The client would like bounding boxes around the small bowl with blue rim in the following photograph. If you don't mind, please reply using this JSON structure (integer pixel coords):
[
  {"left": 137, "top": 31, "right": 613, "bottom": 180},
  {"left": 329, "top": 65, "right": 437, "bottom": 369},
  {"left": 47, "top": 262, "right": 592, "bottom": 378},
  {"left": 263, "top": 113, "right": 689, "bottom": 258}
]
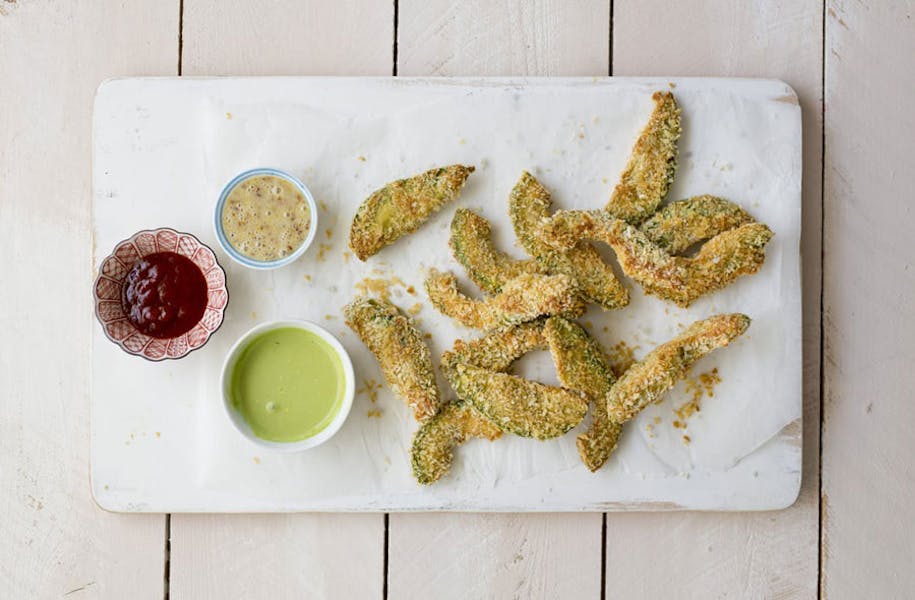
[{"left": 214, "top": 167, "right": 318, "bottom": 270}]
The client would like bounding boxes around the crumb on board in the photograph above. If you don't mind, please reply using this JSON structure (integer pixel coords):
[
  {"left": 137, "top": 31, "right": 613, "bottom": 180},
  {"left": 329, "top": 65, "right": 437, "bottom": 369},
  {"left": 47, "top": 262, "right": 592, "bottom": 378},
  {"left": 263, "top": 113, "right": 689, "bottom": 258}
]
[
  {"left": 675, "top": 368, "right": 722, "bottom": 421},
  {"left": 342, "top": 251, "right": 352, "bottom": 263},
  {"left": 669, "top": 82, "right": 677, "bottom": 89},
  {"left": 253, "top": 456, "right": 261, "bottom": 464},
  {"left": 683, "top": 435, "right": 691, "bottom": 444},
  {"left": 317, "top": 243, "right": 332, "bottom": 261},
  {"left": 607, "top": 340, "right": 638, "bottom": 377},
  {"left": 357, "top": 155, "right": 367, "bottom": 162},
  {"left": 251, "top": 311, "right": 257, "bottom": 320},
  {"left": 324, "top": 314, "right": 337, "bottom": 320},
  {"left": 319, "top": 200, "right": 329, "bottom": 212},
  {"left": 357, "top": 378, "right": 381, "bottom": 404},
  {"left": 653, "top": 416, "right": 661, "bottom": 424},
  {"left": 406, "top": 285, "right": 416, "bottom": 295},
  {"left": 225, "top": 112, "right": 233, "bottom": 119},
  {"left": 325, "top": 228, "right": 333, "bottom": 240},
  {"left": 355, "top": 275, "right": 407, "bottom": 301},
  {"left": 155, "top": 432, "right": 161, "bottom": 438},
  {"left": 423, "top": 332, "right": 432, "bottom": 340},
  {"left": 367, "top": 409, "right": 383, "bottom": 418},
  {"left": 407, "top": 302, "right": 423, "bottom": 316},
  {"left": 304, "top": 274, "right": 312, "bottom": 282}
]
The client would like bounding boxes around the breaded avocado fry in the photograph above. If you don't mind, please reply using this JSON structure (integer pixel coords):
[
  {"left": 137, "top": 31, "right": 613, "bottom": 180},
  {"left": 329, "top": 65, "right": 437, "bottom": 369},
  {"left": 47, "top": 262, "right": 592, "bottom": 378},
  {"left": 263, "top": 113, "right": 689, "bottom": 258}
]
[
  {"left": 418, "top": 323, "right": 548, "bottom": 485},
  {"left": 606, "top": 314, "right": 750, "bottom": 423},
  {"left": 441, "top": 320, "right": 547, "bottom": 373},
  {"left": 349, "top": 164, "right": 475, "bottom": 260},
  {"left": 639, "top": 195, "right": 755, "bottom": 255},
  {"left": 509, "top": 171, "right": 629, "bottom": 310},
  {"left": 344, "top": 297, "right": 440, "bottom": 422},
  {"left": 450, "top": 208, "right": 544, "bottom": 294},
  {"left": 425, "top": 269, "right": 585, "bottom": 331},
  {"left": 606, "top": 91, "right": 681, "bottom": 224},
  {"left": 539, "top": 210, "right": 772, "bottom": 307},
  {"left": 444, "top": 362, "right": 588, "bottom": 439},
  {"left": 410, "top": 400, "right": 502, "bottom": 485},
  {"left": 543, "top": 317, "right": 623, "bottom": 472}
]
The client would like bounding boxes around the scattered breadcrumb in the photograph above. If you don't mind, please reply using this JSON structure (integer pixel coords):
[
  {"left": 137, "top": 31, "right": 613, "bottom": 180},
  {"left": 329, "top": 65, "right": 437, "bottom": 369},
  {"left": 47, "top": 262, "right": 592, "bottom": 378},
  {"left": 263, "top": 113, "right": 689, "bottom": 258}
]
[
  {"left": 253, "top": 456, "right": 261, "bottom": 464},
  {"left": 367, "top": 409, "right": 383, "bottom": 418},
  {"left": 407, "top": 302, "right": 423, "bottom": 316},
  {"left": 355, "top": 275, "right": 408, "bottom": 301},
  {"left": 324, "top": 314, "right": 337, "bottom": 320},
  {"left": 325, "top": 228, "right": 333, "bottom": 240},
  {"left": 317, "top": 243, "right": 333, "bottom": 261},
  {"left": 683, "top": 434, "right": 691, "bottom": 444},
  {"left": 675, "top": 368, "right": 722, "bottom": 421},
  {"left": 607, "top": 340, "right": 638, "bottom": 377},
  {"left": 357, "top": 378, "right": 381, "bottom": 404},
  {"left": 303, "top": 274, "right": 312, "bottom": 282},
  {"left": 319, "top": 200, "right": 329, "bottom": 212},
  {"left": 357, "top": 155, "right": 367, "bottom": 162},
  {"left": 226, "top": 112, "right": 233, "bottom": 119},
  {"left": 342, "top": 251, "right": 352, "bottom": 263}
]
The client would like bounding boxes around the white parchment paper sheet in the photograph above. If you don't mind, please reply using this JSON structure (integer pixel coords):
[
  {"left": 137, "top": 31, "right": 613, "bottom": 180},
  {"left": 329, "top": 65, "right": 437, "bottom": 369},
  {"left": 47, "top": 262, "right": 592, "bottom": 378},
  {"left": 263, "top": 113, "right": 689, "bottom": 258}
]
[{"left": 92, "top": 78, "right": 801, "bottom": 511}]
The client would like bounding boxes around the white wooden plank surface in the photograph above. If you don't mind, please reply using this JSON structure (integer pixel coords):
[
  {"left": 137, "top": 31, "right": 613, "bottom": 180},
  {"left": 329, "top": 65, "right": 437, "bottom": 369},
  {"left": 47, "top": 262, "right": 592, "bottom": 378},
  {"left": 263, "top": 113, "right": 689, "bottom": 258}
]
[
  {"left": 822, "top": 1, "right": 915, "bottom": 597},
  {"left": 398, "top": 0, "right": 609, "bottom": 76},
  {"left": 0, "top": 0, "right": 176, "bottom": 597},
  {"left": 609, "top": 1, "right": 822, "bottom": 597},
  {"left": 390, "top": 2, "right": 608, "bottom": 597},
  {"left": 182, "top": 0, "right": 393, "bottom": 76},
  {"left": 168, "top": 1, "right": 391, "bottom": 597}
]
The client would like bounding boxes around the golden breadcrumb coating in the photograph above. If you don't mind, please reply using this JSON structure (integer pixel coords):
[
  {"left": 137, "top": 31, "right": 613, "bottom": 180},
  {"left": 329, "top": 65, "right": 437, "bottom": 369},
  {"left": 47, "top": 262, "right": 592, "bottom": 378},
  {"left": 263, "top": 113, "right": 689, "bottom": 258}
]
[
  {"left": 449, "top": 208, "right": 544, "bottom": 294},
  {"left": 444, "top": 362, "right": 588, "bottom": 440},
  {"left": 344, "top": 297, "right": 439, "bottom": 421},
  {"left": 606, "top": 91, "right": 681, "bottom": 224},
  {"left": 539, "top": 210, "right": 772, "bottom": 307},
  {"left": 349, "top": 164, "right": 474, "bottom": 260},
  {"left": 543, "top": 317, "right": 622, "bottom": 472},
  {"left": 410, "top": 400, "right": 502, "bottom": 485},
  {"left": 639, "top": 195, "right": 755, "bottom": 255},
  {"left": 509, "top": 171, "right": 629, "bottom": 310},
  {"left": 425, "top": 269, "right": 584, "bottom": 331},
  {"left": 606, "top": 314, "right": 750, "bottom": 423}
]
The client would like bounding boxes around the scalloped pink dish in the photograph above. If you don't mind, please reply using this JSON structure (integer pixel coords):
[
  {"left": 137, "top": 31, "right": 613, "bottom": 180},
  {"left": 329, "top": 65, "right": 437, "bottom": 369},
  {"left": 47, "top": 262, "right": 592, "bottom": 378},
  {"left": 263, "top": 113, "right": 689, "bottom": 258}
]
[{"left": 93, "top": 228, "right": 228, "bottom": 361}]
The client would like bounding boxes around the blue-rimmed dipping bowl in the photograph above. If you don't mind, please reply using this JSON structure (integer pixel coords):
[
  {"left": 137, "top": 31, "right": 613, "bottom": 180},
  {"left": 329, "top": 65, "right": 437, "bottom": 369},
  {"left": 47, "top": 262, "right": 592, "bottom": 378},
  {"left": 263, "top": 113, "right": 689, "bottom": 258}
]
[{"left": 214, "top": 167, "right": 318, "bottom": 270}]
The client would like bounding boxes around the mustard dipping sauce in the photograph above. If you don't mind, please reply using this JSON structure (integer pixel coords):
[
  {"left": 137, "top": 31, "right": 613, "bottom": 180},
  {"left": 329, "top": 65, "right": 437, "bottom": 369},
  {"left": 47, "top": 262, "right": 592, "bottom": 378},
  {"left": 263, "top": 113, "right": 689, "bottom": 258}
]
[{"left": 221, "top": 174, "right": 311, "bottom": 261}]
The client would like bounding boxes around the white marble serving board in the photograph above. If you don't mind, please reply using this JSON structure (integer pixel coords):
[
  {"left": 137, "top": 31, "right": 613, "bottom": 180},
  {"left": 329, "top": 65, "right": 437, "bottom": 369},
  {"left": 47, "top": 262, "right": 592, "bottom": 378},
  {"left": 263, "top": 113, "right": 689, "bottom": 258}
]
[{"left": 91, "top": 77, "right": 802, "bottom": 512}]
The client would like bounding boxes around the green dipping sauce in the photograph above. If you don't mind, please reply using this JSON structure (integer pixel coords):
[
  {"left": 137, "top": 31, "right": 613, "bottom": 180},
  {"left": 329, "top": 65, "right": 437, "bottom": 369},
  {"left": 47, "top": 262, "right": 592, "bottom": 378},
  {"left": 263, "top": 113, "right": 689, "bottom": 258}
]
[{"left": 230, "top": 327, "right": 345, "bottom": 442}]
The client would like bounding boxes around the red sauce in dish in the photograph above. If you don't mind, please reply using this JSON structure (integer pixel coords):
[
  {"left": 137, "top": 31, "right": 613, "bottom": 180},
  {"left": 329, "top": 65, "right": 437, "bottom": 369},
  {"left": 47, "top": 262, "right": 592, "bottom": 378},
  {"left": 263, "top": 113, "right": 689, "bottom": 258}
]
[{"left": 121, "top": 252, "right": 208, "bottom": 339}]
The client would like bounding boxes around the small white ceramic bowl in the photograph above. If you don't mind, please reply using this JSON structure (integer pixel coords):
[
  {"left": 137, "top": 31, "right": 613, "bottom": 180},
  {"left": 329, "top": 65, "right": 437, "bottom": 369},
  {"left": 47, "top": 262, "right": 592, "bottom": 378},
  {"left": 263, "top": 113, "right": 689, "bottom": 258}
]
[
  {"left": 221, "top": 320, "right": 355, "bottom": 452},
  {"left": 214, "top": 167, "right": 318, "bottom": 270}
]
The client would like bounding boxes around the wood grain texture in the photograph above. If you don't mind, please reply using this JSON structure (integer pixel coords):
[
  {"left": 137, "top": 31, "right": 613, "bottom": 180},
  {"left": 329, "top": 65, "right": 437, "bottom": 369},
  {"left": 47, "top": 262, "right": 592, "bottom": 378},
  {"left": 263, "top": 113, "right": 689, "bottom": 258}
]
[
  {"left": 388, "top": 513, "right": 601, "bottom": 599},
  {"left": 822, "top": 1, "right": 915, "bottom": 597},
  {"left": 610, "top": 1, "right": 822, "bottom": 597},
  {"left": 170, "top": 1, "right": 390, "bottom": 597},
  {"left": 0, "top": 0, "right": 176, "bottom": 597},
  {"left": 170, "top": 514, "right": 383, "bottom": 599},
  {"left": 182, "top": 0, "right": 393, "bottom": 75},
  {"left": 391, "top": 2, "right": 607, "bottom": 598},
  {"left": 398, "top": 0, "right": 610, "bottom": 75}
]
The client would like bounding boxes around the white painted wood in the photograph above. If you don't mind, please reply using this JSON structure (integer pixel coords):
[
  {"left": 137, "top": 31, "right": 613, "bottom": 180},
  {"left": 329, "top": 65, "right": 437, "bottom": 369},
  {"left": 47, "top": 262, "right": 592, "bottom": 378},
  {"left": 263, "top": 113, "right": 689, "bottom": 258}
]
[
  {"left": 170, "top": 4, "right": 389, "bottom": 597},
  {"left": 392, "top": 4, "right": 607, "bottom": 596},
  {"left": 398, "top": 0, "right": 609, "bottom": 76},
  {"left": 389, "top": 513, "right": 602, "bottom": 598},
  {"left": 822, "top": 1, "right": 915, "bottom": 598},
  {"left": 182, "top": 0, "right": 393, "bottom": 76},
  {"left": 0, "top": 0, "right": 176, "bottom": 597},
  {"left": 608, "top": 1, "right": 822, "bottom": 597}
]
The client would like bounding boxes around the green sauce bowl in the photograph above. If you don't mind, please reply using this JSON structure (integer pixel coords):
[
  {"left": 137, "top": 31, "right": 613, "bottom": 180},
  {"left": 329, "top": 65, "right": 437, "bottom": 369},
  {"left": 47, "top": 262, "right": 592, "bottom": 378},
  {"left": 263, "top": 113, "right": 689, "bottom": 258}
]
[{"left": 221, "top": 320, "right": 355, "bottom": 452}]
